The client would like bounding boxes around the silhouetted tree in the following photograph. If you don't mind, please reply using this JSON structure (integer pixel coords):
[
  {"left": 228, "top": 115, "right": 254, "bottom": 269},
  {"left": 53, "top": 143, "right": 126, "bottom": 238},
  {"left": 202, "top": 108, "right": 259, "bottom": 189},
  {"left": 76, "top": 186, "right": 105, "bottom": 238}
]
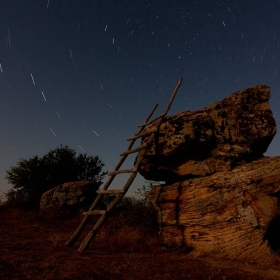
[{"left": 5, "top": 145, "right": 106, "bottom": 208}]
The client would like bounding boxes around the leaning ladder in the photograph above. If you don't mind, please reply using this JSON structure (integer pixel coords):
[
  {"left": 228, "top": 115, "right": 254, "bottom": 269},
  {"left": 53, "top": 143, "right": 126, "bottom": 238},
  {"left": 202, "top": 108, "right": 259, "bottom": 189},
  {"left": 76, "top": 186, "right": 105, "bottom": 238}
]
[{"left": 66, "top": 78, "right": 183, "bottom": 253}]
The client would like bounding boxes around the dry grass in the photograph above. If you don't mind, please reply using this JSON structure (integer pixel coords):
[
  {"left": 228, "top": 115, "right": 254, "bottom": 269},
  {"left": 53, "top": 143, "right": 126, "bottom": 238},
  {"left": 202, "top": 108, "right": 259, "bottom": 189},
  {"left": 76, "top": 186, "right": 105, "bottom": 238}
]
[{"left": 1, "top": 206, "right": 280, "bottom": 280}]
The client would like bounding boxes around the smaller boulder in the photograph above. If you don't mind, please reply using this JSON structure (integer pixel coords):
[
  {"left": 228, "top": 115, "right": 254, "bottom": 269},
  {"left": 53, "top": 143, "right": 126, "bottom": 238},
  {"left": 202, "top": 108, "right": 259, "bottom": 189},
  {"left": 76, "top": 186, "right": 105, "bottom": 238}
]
[{"left": 40, "top": 181, "right": 98, "bottom": 212}]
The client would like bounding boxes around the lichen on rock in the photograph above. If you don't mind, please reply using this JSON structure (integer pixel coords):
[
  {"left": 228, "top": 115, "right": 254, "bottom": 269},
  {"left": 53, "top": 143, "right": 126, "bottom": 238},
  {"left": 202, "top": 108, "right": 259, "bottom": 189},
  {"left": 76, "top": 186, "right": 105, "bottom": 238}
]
[{"left": 138, "top": 85, "right": 276, "bottom": 182}]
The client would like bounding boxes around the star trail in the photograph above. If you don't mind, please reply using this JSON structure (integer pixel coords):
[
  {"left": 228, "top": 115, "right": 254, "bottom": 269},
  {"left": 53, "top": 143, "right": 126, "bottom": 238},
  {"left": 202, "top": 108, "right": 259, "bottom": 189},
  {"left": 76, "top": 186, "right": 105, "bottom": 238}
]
[{"left": 0, "top": 0, "right": 280, "bottom": 196}]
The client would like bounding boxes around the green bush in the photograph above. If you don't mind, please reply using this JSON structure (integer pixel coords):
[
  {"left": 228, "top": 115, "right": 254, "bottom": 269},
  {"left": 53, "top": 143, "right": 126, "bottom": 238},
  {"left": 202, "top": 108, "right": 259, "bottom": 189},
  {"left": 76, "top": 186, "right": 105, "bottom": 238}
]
[{"left": 5, "top": 145, "right": 106, "bottom": 209}]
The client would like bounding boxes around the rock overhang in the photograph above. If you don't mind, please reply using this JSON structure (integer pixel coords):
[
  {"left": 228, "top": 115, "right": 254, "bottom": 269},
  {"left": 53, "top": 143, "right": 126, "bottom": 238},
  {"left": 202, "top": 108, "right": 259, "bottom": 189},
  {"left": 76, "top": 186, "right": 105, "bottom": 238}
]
[{"left": 138, "top": 85, "right": 276, "bottom": 182}]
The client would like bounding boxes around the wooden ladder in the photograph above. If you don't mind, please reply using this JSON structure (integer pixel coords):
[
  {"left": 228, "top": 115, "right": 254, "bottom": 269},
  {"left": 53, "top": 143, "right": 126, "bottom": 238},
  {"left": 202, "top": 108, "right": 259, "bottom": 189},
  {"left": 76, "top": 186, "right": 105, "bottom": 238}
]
[{"left": 66, "top": 78, "right": 183, "bottom": 253}]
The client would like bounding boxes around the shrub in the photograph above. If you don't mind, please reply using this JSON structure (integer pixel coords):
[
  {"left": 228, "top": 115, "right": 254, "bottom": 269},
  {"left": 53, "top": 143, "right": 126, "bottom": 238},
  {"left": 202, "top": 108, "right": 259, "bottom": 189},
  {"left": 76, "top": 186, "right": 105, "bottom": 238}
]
[
  {"left": 5, "top": 145, "right": 106, "bottom": 209},
  {"left": 96, "top": 193, "right": 159, "bottom": 252}
]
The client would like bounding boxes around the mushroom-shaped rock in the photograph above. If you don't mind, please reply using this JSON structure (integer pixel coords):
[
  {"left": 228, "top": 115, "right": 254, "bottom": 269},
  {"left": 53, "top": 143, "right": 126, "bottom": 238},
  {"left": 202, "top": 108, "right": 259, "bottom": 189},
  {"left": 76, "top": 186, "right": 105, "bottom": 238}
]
[{"left": 138, "top": 85, "right": 276, "bottom": 182}]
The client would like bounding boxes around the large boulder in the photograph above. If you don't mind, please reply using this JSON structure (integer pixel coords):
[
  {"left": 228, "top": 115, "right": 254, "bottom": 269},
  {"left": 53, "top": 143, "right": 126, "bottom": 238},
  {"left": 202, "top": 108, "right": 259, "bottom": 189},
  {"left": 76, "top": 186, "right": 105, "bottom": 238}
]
[
  {"left": 148, "top": 156, "right": 280, "bottom": 263},
  {"left": 138, "top": 85, "right": 276, "bottom": 182},
  {"left": 40, "top": 181, "right": 98, "bottom": 212},
  {"left": 140, "top": 85, "right": 279, "bottom": 263}
]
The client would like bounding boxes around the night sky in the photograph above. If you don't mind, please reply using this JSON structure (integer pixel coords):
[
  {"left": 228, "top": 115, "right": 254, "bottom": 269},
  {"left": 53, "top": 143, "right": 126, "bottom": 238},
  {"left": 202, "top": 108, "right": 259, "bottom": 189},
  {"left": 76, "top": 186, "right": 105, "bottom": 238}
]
[{"left": 1, "top": 0, "right": 280, "bottom": 197}]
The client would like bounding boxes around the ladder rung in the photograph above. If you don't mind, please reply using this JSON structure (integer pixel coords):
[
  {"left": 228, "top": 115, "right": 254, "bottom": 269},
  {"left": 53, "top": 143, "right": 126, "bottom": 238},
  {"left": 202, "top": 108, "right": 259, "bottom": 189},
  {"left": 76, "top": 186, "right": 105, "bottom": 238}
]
[
  {"left": 138, "top": 114, "right": 165, "bottom": 127},
  {"left": 120, "top": 143, "right": 147, "bottom": 156},
  {"left": 107, "top": 168, "right": 136, "bottom": 176},
  {"left": 96, "top": 189, "right": 124, "bottom": 195},
  {"left": 83, "top": 210, "right": 106, "bottom": 216},
  {"left": 126, "top": 128, "right": 158, "bottom": 141}
]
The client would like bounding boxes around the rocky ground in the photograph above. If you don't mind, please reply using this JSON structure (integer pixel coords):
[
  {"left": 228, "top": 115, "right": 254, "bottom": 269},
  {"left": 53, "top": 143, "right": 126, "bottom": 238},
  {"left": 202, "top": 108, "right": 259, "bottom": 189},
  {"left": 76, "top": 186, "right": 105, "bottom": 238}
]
[{"left": 0, "top": 207, "right": 280, "bottom": 280}]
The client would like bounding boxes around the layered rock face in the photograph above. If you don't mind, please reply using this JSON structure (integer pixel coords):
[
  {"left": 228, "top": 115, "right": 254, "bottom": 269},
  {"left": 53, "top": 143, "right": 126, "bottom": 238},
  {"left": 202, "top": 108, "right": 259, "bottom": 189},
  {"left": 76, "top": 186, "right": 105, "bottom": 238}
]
[
  {"left": 139, "top": 85, "right": 276, "bottom": 182},
  {"left": 40, "top": 181, "right": 98, "bottom": 212},
  {"left": 141, "top": 85, "right": 280, "bottom": 263},
  {"left": 148, "top": 157, "right": 280, "bottom": 263}
]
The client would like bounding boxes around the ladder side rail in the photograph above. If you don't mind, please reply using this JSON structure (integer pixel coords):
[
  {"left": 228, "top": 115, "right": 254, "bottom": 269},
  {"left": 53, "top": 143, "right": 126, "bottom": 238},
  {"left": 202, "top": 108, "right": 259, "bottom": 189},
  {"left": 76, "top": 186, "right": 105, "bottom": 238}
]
[
  {"left": 78, "top": 148, "right": 149, "bottom": 252},
  {"left": 162, "top": 78, "right": 183, "bottom": 116},
  {"left": 65, "top": 192, "right": 103, "bottom": 246},
  {"left": 78, "top": 171, "right": 138, "bottom": 252},
  {"left": 133, "top": 78, "right": 183, "bottom": 156},
  {"left": 100, "top": 102, "right": 158, "bottom": 188},
  {"left": 67, "top": 78, "right": 182, "bottom": 249},
  {"left": 65, "top": 103, "right": 158, "bottom": 247},
  {"left": 124, "top": 78, "right": 183, "bottom": 152},
  {"left": 78, "top": 123, "right": 169, "bottom": 252},
  {"left": 98, "top": 102, "right": 158, "bottom": 192}
]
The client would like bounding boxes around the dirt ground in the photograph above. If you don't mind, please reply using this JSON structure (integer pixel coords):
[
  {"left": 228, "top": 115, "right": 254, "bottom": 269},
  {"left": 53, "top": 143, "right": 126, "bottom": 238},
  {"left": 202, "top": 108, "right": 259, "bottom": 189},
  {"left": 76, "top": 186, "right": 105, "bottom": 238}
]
[{"left": 1, "top": 208, "right": 280, "bottom": 280}]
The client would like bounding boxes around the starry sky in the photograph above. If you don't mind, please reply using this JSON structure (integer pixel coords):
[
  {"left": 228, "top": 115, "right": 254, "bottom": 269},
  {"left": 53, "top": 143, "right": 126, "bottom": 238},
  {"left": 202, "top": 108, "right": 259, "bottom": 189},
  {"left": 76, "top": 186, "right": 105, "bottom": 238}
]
[{"left": 1, "top": 0, "right": 280, "bottom": 198}]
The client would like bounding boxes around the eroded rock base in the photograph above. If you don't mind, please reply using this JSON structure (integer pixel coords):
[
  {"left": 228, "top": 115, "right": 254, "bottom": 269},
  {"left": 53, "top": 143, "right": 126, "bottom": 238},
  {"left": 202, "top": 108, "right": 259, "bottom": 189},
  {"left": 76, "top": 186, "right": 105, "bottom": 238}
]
[{"left": 148, "top": 156, "right": 280, "bottom": 263}]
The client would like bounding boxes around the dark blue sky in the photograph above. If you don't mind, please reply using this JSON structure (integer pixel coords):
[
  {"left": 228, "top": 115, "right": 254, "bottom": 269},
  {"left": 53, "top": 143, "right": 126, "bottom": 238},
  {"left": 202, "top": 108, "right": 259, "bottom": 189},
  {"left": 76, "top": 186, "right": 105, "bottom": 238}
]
[{"left": 1, "top": 0, "right": 280, "bottom": 197}]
